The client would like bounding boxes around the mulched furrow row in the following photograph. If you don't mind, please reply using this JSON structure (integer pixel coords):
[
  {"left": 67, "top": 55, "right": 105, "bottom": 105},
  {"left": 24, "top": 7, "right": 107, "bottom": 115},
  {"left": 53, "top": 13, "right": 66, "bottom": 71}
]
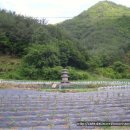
[{"left": 0, "top": 89, "right": 130, "bottom": 129}]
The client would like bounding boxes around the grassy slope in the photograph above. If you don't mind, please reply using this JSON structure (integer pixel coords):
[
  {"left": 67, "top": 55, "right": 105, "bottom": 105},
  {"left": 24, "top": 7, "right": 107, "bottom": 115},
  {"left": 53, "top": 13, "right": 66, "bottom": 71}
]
[{"left": 0, "top": 55, "right": 21, "bottom": 79}]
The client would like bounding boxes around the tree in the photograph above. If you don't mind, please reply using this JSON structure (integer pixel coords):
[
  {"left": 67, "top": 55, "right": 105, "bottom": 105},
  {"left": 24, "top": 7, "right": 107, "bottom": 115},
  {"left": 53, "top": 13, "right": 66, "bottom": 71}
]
[
  {"left": 23, "top": 44, "right": 60, "bottom": 68},
  {"left": 112, "top": 61, "right": 129, "bottom": 73},
  {"left": 0, "top": 32, "right": 10, "bottom": 54}
]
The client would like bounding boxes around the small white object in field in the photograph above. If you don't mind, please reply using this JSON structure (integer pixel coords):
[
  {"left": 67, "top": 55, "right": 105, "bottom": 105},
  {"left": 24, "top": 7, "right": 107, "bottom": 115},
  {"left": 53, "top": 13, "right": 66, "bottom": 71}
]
[{"left": 51, "top": 83, "right": 57, "bottom": 88}]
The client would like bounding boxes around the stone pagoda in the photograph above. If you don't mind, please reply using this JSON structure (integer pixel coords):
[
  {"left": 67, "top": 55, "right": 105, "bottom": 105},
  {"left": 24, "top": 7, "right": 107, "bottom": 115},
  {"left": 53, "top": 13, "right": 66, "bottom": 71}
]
[{"left": 61, "top": 68, "right": 69, "bottom": 84}]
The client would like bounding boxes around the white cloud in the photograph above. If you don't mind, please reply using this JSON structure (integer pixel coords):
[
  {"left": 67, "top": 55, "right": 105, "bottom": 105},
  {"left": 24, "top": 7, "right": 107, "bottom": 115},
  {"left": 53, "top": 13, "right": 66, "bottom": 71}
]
[{"left": 0, "top": 0, "right": 130, "bottom": 24}]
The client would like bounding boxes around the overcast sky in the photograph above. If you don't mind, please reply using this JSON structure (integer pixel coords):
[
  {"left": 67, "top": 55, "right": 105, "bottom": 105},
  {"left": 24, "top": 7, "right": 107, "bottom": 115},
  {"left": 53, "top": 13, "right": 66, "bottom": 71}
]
[{"left": 0, "top": 0, "right": 130, "bottom": 24}]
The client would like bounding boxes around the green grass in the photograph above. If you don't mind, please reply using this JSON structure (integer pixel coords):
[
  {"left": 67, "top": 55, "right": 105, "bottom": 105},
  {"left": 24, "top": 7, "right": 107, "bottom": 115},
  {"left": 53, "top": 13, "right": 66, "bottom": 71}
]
[
  {"left": 0, "top": 55, "right": 21, "bottom": 79},
  {"left": 39, "top": 88, "right": 98, "bottom": 92}
]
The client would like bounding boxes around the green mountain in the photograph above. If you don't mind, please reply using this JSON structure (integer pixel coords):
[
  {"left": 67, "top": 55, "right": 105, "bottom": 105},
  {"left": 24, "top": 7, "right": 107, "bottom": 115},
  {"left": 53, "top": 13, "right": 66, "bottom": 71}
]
[
  {"left": 0, "top": 1, "right": 130, "bottom": 80},
  {"left": 58, "top": 1, "right": 130, "bottom": 66}
]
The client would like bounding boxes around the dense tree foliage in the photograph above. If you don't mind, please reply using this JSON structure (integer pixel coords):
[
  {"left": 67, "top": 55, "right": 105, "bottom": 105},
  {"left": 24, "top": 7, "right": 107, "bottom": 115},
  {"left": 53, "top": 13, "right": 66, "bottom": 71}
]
[
  {"left": 0, "top": 9, "right": 37, "bottom": 55},
  {"left": 0, "top": 1, "right": 130, "bottom": 80},
  {"left": 59, "top": 1, "right": 130, "bottom": 67}
]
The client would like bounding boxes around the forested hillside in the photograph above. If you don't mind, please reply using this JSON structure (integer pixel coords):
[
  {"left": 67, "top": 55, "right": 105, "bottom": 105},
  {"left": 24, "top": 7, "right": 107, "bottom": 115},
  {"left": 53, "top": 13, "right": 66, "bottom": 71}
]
[
  {"left": 59, "top": 1, "right": 130, "bottom": 66},
  {"left": 0, "top": 9, "right": 89, "bottom": 80},
  {"left": 0, "top": 1, "right": 130, "bottom": 80}
]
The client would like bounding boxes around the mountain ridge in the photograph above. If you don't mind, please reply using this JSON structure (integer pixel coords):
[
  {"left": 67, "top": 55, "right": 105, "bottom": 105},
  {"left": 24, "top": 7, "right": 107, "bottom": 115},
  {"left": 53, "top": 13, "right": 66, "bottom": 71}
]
[{"left": 58, "top": 0, "right": 130, "bottom": 66}]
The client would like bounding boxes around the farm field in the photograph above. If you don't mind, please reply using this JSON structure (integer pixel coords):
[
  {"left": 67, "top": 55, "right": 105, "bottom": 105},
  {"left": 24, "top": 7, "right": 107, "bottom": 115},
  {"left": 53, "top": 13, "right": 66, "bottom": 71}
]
[
  {"left": 0, "top": 88, "right": 130, "bottom": 130},
  {"left": 0, "top": 1, "right": 130, "bottom": 129}
]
